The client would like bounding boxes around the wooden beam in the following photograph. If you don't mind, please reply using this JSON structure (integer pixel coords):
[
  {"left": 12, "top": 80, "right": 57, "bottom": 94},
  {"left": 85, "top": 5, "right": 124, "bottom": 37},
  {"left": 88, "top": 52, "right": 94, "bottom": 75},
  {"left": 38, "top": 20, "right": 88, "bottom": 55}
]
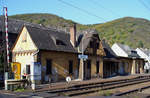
[{"left": 99, "top": 57, "right": 103, "bottom": 78}]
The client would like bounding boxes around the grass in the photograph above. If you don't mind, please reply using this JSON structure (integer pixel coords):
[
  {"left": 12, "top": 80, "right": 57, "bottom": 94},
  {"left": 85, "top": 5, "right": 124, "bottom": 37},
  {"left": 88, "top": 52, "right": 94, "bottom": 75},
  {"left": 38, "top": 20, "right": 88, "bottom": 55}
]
[
  {"left": 14, "top": 86, "right": 25, "bottom": 92},
  {"left": 98, "top": 90, "right": 113, "bottom": 96}
]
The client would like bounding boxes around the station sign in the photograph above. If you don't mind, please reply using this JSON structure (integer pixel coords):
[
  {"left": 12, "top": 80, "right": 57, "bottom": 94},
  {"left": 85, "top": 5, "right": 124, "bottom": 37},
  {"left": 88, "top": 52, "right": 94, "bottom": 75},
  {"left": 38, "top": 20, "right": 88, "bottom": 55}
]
[{"left": 78, "top": 54, "right": 88, "bottom": 59}]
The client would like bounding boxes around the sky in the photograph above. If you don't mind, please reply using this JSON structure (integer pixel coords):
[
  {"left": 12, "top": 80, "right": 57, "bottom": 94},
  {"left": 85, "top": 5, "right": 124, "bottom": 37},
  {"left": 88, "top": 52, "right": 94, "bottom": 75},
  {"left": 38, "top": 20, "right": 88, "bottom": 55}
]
[{"left": 1, "top": 0, "right": 150, "bottom": 24}]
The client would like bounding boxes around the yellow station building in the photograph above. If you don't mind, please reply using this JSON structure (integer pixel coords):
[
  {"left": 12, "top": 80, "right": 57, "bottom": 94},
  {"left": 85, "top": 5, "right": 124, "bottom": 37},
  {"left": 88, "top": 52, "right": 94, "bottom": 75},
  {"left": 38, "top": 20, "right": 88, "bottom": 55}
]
[{"left": 12, "top": 24, "right": 144, "bottom": 85}]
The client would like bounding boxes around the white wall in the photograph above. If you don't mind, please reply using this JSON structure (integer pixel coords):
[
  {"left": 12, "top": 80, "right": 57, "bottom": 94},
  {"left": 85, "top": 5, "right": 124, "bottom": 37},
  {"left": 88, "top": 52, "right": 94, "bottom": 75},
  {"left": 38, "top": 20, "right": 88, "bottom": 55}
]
[
  {"left": 136, "top": 48, "right": 150, "bottom": 69},
  {"left": 15, "top": 53, "right": 34, "bottom": 77},
  {"left": 111, "top": 43, "right": 128, "bottom": 57}
]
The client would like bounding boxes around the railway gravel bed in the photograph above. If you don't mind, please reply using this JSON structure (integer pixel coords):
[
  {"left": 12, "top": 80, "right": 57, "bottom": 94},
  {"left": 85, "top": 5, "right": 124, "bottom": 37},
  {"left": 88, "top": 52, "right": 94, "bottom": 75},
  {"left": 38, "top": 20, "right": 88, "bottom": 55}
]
[
  {"left": 36, "top": 74, "right": 149, "bottom": 92},
  {"left": 35, "top": 75, "right": 150, "bottom": 97}
]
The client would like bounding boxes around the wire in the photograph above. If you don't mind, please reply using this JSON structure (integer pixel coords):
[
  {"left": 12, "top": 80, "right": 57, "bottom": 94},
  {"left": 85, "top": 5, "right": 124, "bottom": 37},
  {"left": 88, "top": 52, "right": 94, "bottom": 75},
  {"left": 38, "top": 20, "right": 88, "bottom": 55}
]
[
  {"left": 138, "top": 0, "right": 150, "bottom": 12},
  {"left": 56, "top": 0, "right": 94, "bottom": 24},
  {"left": 91, "top": 0, "right": 120, "bottom": 17},
  {"left": 57, "top": 0, "right": 106, "bottom": 22}
]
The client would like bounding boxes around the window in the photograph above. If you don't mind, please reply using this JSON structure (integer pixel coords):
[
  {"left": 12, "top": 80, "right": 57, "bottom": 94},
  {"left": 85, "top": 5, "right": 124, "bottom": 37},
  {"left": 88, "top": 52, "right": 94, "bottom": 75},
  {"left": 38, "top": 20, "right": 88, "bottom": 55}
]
[
  {"left": 131, "top": 50, "right": 137, "bottom": 54},
  {"left": 69, "top": 60, "right": 73, "bottom": 74},
  {"left": 26, "top": 65, "right": 30, "bottom": 74},
  {"left": 22, "top": 31, "right": 27, "bottom": 42},
  {"left": 56, "top": 39, "right": 66, "bottom": 46},
  {"left": 90, "top": 41, "right": 93, "bottom": 48},
  {"left": 46, "top": 59, "right": 52, "bottom": 75},
  {"left": 96, "top": 61, "right": 99, "bottom": 74},
  {"left": 87, "top": 60, "right": 91, "bottom": 69},
  {"left": 96, "top": 43, "right": 99, "bottom": 49}
]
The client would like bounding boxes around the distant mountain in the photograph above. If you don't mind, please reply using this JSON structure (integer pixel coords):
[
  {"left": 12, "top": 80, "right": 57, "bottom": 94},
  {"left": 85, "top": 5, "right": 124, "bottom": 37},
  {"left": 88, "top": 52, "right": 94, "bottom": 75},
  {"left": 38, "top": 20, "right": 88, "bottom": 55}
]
[
  {"left": 10, "top": 13, "right": 89, "bottom": 31},
  {"left": 10, "top": 14, "right": 150, "bottom": 48},
  {"left": 94, "top": 17, "right": 150, "bottom": 48}
]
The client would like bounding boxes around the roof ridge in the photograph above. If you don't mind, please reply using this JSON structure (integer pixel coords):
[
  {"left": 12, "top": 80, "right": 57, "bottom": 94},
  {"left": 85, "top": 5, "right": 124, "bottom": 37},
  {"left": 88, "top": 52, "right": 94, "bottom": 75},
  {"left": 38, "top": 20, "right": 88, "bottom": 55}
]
[{"left": 25, "top": 24, "right": 69, "bottom": 36}]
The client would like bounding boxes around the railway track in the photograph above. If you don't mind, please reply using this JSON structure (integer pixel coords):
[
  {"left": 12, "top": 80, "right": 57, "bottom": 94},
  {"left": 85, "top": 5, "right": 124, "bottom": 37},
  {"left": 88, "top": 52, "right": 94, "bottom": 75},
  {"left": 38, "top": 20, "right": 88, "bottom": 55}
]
[{"left": 44, "top": 75, "right": 150, "bottom": 96}]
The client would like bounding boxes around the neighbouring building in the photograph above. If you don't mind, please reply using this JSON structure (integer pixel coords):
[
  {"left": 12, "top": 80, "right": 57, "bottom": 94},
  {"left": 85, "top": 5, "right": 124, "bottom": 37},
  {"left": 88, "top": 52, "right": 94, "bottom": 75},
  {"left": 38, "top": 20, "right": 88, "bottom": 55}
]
[
  {"left": 12, "top": 24, "right": 106, "bottom": 84},
  {"left": 111, "top": 43, "right": 144, "bottom": 75},
  {"left": 101, "top": 40, "right": 119, "bottom": 78},
  {"left": 0, "top": 18, "right": 19, "bottom": 55},
  {"left": 136, "top": 48, "right": 150, "bottom": 72}
]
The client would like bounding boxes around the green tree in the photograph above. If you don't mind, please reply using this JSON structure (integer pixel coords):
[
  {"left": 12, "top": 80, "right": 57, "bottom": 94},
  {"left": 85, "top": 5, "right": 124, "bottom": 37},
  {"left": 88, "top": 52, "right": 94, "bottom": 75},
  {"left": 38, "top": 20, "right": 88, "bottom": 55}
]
[{"left": 137, "top": 40, "right": 144, "bottom": 48}]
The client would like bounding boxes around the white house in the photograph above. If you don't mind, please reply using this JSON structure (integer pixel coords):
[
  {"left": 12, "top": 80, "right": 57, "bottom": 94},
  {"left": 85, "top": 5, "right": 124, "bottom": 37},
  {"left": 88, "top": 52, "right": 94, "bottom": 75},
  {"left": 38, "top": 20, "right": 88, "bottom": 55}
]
[
  {"left": 111, "top": 43, "right": 144, "bottom": 75},
  {"left": 136, "top": 48, "right": 150, "bottom": 71},
  {"left": 111, "top": 43, "right": 139, "bottom": 58}
]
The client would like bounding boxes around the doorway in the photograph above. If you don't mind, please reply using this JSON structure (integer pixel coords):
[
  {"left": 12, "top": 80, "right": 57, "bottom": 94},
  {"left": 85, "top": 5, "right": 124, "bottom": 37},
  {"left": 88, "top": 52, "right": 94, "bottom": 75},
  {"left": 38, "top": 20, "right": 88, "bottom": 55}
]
[{"left": 84, "top": 60, "right": 91, "bottom": 80}]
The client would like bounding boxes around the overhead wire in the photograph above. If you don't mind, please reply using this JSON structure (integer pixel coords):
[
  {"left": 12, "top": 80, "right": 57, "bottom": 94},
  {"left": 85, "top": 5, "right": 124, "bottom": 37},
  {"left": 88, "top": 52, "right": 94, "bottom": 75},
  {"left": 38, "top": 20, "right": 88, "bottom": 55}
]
[
  {"left": 56, "top": 0, "right": 94, "bottom": 24},
  {"left": 138, "top": 0, "right": 150, "bottom": 12},
  {"left": 57, "top": 0, "right": 106, "bottom": 22},
  {"left": 90, "top": 0, "right": 120, "bottom": 17},
  {"left": 61, "top": 0, "right": 104, "bottom": 24}
]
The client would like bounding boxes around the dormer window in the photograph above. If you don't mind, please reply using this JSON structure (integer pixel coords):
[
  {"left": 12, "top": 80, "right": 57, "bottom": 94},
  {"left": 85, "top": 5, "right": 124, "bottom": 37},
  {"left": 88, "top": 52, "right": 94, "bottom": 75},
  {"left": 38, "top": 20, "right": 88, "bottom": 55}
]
[
  {"left": 56, "top": 39, "right": 66, "bottom": 46},
  {"left": 131, "top": 50, "right": 137, "bottom": 54}
]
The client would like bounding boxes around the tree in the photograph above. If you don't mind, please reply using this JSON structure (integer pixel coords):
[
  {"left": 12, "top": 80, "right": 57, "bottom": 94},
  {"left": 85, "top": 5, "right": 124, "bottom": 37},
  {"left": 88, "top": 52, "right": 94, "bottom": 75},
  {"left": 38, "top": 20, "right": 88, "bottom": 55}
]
[{"left": 137, "top": 40, "right": 144, "bottom": 48}]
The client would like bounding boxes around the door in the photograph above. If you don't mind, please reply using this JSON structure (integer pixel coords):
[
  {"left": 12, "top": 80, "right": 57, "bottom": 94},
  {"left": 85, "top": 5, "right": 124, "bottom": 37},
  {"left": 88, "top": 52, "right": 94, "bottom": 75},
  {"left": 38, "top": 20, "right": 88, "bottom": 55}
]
[
  {"left": 119, "top": 62, "right": 125, "bottom": 75},
  {"left": 46, "top": 59, "right": 53, "bottom": 82},
  {"left": 11, "top": 62, "right": 21, "bottom": 79},
  {"left": 84, "top": 60, "right": 91, "bottom": 80},
  {"left": 46, "top": 59, "right": 52, "bottom": 75}
]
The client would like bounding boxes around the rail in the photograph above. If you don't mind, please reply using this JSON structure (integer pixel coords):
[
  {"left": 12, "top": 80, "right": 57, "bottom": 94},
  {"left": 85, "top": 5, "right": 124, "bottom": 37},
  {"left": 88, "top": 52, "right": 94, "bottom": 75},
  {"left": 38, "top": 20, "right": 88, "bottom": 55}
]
[{"left": 44, "top": 75, "right": 150, "bottom": 96}]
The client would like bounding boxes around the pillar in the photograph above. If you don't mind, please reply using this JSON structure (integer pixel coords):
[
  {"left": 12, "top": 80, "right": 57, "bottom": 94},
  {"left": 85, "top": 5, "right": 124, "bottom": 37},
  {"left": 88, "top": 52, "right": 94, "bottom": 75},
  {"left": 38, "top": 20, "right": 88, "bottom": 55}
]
[
  {"left": 131, "top": 59, "right": 136, "bottom": 74},
  {"left": 99, "top": 57, "right": 103, "bottom": 78},
  {"left": 79, "top": 59, "right": 84, "bottom": 80},
  {"left": 140, "top": 60, "right": 144, "bottom": 74}
]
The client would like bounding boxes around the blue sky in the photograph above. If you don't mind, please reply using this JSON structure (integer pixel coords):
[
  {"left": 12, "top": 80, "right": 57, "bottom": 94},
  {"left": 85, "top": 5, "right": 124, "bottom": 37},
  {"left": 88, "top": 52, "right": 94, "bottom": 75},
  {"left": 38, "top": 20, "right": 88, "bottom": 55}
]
[{"left": 1, "top": 0, "right": 150, "bottom": 24}]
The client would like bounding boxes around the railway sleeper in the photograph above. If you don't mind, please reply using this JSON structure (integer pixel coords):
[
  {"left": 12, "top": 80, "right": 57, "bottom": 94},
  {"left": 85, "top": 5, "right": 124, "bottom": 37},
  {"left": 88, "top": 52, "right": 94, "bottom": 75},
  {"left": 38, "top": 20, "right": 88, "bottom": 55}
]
[
  {"left": 46, "top": 77, "right": 150, "bottom": 94},
  {"left": 64, "top": 78, "right": 150, "bottom": 96}
]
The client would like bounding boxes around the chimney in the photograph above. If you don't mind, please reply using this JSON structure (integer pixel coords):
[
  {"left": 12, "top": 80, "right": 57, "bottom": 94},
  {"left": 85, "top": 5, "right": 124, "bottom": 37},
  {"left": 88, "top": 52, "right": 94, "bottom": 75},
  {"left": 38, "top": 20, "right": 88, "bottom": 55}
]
[{"left": 70, "top": 23, "right": 76, "bottom": 47}]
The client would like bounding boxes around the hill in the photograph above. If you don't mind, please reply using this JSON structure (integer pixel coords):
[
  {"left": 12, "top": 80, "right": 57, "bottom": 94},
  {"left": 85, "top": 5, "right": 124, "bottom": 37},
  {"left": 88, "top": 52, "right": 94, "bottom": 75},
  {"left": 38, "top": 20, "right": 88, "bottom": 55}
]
[
  {"left": 10, "top": 13, "right": 89, "bottom": 31},
  {"left": 94, "top": 17, "right": 150, "bottom": 48},
  {"left": 10, "top": 13, "right": 150, "bottom": 48}
]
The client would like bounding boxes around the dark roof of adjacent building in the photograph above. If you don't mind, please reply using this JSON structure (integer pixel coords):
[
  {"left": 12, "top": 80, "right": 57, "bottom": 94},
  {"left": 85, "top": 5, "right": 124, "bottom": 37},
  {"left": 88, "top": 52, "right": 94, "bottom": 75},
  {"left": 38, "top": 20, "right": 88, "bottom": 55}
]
[
  {"left": 0, "top": 17, "right": 32, "bottom": 34},
  {"left": 102, "top": 40, "right": 118, "bottom": 58},
  {"left": 26, "top": 25, "right": 78, "bottom": 53},
  {"left": 0, "top": 17, "right": 65, "bottom": 34}
]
